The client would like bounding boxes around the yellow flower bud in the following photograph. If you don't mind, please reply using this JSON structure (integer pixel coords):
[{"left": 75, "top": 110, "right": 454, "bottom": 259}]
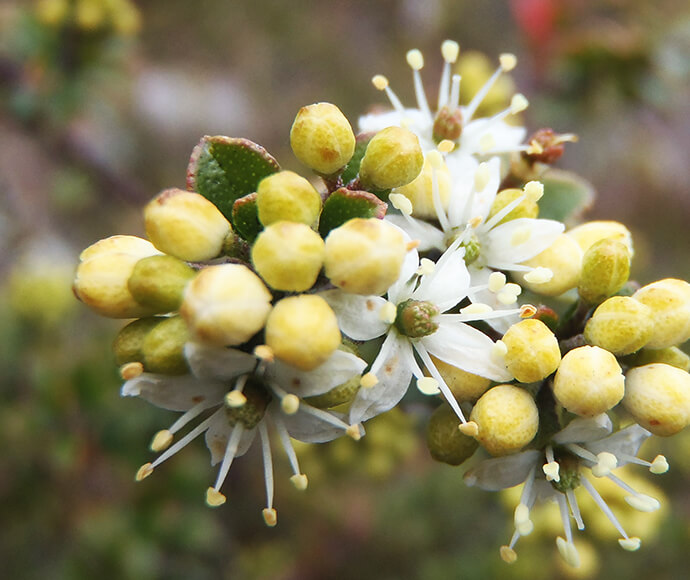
[
  {"left": 470, "top": 385, "right": 539, "bottom": 456},
  {"left": 290, "top": 102, "right": 356, "bottom": 175},
  {"left": 141, "top": 316, "right": 190, "bottom": 375},
  {"left": 359, "top": 127, "right": 424, "bottom": 190},
  {"left": 144, "top": 188, "right": 231, "bottom": 262},
  {"left": 626, "top": 346, "right": 690, "bottom": 372},
  {"left": 180, "top": 264, "right": 272, "bottom": 346},
  {"left": 578, "top": 238, "right": 631, "bottom": 304},
  {"left": 265, "top": 295, "right": 341, "bottom": 371},
  {"left": 324, "top": 218, "right": 406, "bottom": 295},
  {"left": 584, "top": 296, "right": 654, "bottom": 355},
  {"left": 304, "top": 373, "right": 360, "bottom": 409},
  {"left": 488, "top": 188, "right": 539, "bottom": 225},
  {"left": 429, "top": 355, "right": 491, "bottom": 403},
  {"left": 566, "top": 220, "right": 634, "bottom": 255},
  {"left": 553, "top": 346, "right": 624, "bottom": 417},
  {"left": 74, "top": 236, "right": 160, "bottom": 318},
  {"left": 426, "top": 404, "right": 479, "bottom": 465},
  {"left": 128, "top": 255, "right": 197, "bottom": 313},
  {"left": 256, "top": 171, "right": 322, "bottom": 227},
  {"left": 251, "top": 222, "right": 325, "bottom": 292},
  {"left": 501, "top": 319, "right": 561, "bottom": 383},
  {"left": 633, "top": 278, "right": 690, "bottom": 349},
  {"left": 394, "top": 152, "right": 451, "bottom": 219},
  {"left": 623, "top": 363, "right": 690, "bottom": 436},
  {"left": 517, "top": 234, "right": 583, "bottom": 296}
]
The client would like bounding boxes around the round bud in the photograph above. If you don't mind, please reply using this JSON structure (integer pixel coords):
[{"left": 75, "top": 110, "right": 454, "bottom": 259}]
[
  {"left": 141, "top": 316, "right": 190, "bottom": 375},
  {"left": 144, "top": 188, "right": 231, "bottom": 261},
  {"left": 488, "top": 188, "right": 539, "bottom": 225},
  {"left": 517, "top": 234, "right": 583, "bottom": 296},
  {"left": 394, "top": 152, "right": 451, "bottom": 219},
  {"left": 470, "top": 385, "right": 539, "bottom": 456},
  {"left": 566, "top": 220, "right": 634, "bottom": 255},
  {"left": 633, "top": 279, "right": 690, "bottom": 349},
  {"left": 553, "top": 346, "right": 624, "bottom": 417},
  {"left": 429, "top": 355, "right": 492, "bottom": 403},
  {"left": 74, "top": 235, "right": 160, "bottom": 318},
  {"left": 265, "top": 295, "right": 341, "bottom": 371},
  {"left": 626, "top": 346, "right": 690, "bottom": 372},
  {"left": 584, "top": 296, "right": 654, "bottom": 356},
  {"left": 251, "top": 221, "right": 325, "bottom": 292},
  {"left": 358, "top": 127, "right": 424, "bottom": 191},
  {"left": 324, "top": 218, "right": 406, "bottom": 295},
  {"left": 290, "top": 102, "right": 356, "bottom": 175},
  {"left": 113, "top": 317, "right": 162, "bottom": 365},
  {"left": 256, "top": 171, "right": 322, "bottom": 227},
  {"left": 128, "top": 255, "right": 197, "bottom": 313},
  {"left": 501, "top": 319, "right": 561, "bottom": 383},
  {"left": 180, "top": 264, "right": 272, "bottom": 346},
  {"left": 578, "top": 238, "right": 630, "bottom": 304},
  {"left": 304, "top": 374, "right": 360, "bottom": 409},
  {"left": 426, "top": 404, "right": 479, "bottom": 465},
  {"left": 623, "top": 363, "right": 690, "bottom": 436}
]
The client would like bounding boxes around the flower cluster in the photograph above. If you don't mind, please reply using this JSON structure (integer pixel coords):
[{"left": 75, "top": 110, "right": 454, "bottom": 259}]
[{"left": 74, "top": 41, "right": 690, "bottom": 566}]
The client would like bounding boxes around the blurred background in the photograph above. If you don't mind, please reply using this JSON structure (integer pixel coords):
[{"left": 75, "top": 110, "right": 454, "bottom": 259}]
[{"left": 1, "top": 1, "right": 689, "bottom": 578}]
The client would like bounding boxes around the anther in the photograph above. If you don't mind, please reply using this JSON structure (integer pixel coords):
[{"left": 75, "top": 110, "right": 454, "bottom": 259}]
[
  {"left": 120, "top": 361, "right": 144, "bottom": 380},
  {"left": 624, "top": 494, "right": 660, "bottom": 512},
  {"left": 406, "top": 49, "right": 424, "bottom": 71},
  {"left": 360, "top": 372, "right": 379, "bottom": 389},
  {"left": 500, "top": 545, "right": 518, "bottom": 564},
  {"left": 543, "top": 461, "right": 560, "bottom": 482},
  {"left": 437, "top": 139, "right": 455, "bottom": 153},
  {"left": 135, "top": 463, "right": 154, "bottom": 481},
  {"left": 499, "top": 53, "right": 517, "bottom": 72},
  {"left": 510, "top": 94, "right": 529, "bottom": 114},
  {"left": 290, "top": 473, "right": 309, "bottom": 491},
  {"left": 458, "top": 421, "right": 479, "bottom": 437},
  {"left": 150, "top": 429, "right": 173, "bottom": 452},
  {"left": 441, "top": 40, "right": 459, "bottom": 63},
  {"left": 489, "top": 271, "right": 507, "bottom": 292},
  {"left": 460, "top": 303, "right": 493, "bottom": 315},
  {"left": 379, "top": 301, "right": 397, "bottom": 324},
  {"left": 206, "top": 487, "right": 227, "bottom": 507},
  {"left": 389, "top": 193, "right": 413, "bottom": 216},
  {"left": 591, "top": 451, "right": 618, "bottom": 477},
  {"left": 519, "top": 304, "right": 537, "bottom": 318},
  {"left": 417, "top": 377, "right": 440, "bottom": 395},
  {"left": 262, "top": 507, "right": 278, "bottom": 527},
  {"left": 524, "top": 181, "right": 544, "bottom": 202},
  {"left": 254, "top": 344, "right": 275, "bottom": 362},
  {"left": 406, "top": 239, "right": 421, "bottom": 251},
  {"left": 372, "top": 74, "right": 389, "bottom": 90},
  {"left": 281, "top": 394, "right": 300, "bottom": 415},
  {"left": 618, "top": 537, "right": 641, "bottom": 551},
  {"left": 346, "top": 424, "right": 362, "bottom": 440},
  {"left": 416, "top": 258, "right": 435, "bottom": 276},
  {"left": 650, "top": 455, "right": 669, "bottom": 474},
  {"left": 225, "top": 390, "right": 247, "bottom": 408},
  {"left": 524, "top": 267, "right": 553, "bottom": 284}
]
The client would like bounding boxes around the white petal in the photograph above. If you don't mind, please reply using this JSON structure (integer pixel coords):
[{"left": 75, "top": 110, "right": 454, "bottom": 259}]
[
  {"left": 280, "top": 407, "right": 351, "bottom": 443},
  {"left": 205, "top": 413, "right": 255, "bottom": 464},
  {"left": 413, "top": 246, "right": 470, "bottom": 311},
  {"left": 464, "top": 449, "right": 541, "bottom": 491},
  {"left": 585, "top": 424, "right": 652, "bottom": 465},
  {"left": 320, "top": 290, "right": 389, "bottom": 341},
  {"left": 386, "top": 229, "right": 420, "bottom": 304},
  {"left": 184, "top": 342, "right": 256, "bottom": 381},
  {"left": 552, "top": 414, "right": 613, "bottom": 445},
  {"left": 483, "top": 218, "right": 564, "bottom": 269},
  {"left": 121, "top": 373, "right": 225, "bottom": 411},
  {"left": 385, "top": 214, "right": 445, "bottom": 252}
]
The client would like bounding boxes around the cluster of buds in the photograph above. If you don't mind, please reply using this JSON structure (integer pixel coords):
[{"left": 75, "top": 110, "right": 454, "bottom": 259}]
[{"left": 74, "top": 40, "right": 690, "bottom": 566}]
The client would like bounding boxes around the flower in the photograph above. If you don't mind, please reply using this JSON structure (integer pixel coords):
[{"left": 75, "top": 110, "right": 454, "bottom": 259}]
[{"left": 123, "top": 341, "right": 367, "bottom": 524}]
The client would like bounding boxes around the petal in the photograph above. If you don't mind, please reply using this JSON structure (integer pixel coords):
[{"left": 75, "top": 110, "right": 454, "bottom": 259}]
[
  {"left": 586, "top": 424, "right": 652, "bottom": 465},
  {"left": 121, "top": 373, "right": 225, "bottom": 411},
  {"left": 205, "top": 413, "right": 256, "bottom": 465},
  {"left": 482, "top": 218, "right": 564, "bottom": 270},
  {"left": 386, "top": 228, "right": 420, "bottom": 304},
  {"left": 413, "top": 245, "right": 470, "bottom": 311},
  {"left": 280, "top": 407, "right": 352, "bottom": 443},
  {"left": 464, "top": 449, "right": 541, "bottom": 491},
  {"left": 552, "top": 414, "right": 613, "bottom": 445},
  {"left": 320, "top": 290, "right": 389, "bottom": 341},
  {"left": 184, "top": 342, "right": 256, "bottom": 381},
  {"left": 385, "top": 214, "right": 445, "bottom": 252}
]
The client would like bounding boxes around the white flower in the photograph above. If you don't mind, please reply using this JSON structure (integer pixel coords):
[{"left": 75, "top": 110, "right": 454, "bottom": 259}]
[
  {"left": 123, "top": 342, "right": 366, "bottom": 524},
  {"left": 465, "top": 414, "right": 669, "bottom": 566}
]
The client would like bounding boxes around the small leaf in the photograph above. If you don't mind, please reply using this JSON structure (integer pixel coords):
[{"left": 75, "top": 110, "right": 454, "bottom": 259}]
[
  {"left": 319, "top": 188, "right": 387, "bottom": 237},
  {"left": 232, "top": 193, "right": 263, "bottom": 243},
  {"left": 187, "top": 136, "right": 280, "bottom": 222},
  {"left": 538, "top": 169, "right": 595, "bottom": 226},
  {"left": 340, "top": 132, "right": 374, "bottom": 185}
]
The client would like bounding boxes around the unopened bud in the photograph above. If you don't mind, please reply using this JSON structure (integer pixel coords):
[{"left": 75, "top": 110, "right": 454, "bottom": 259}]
[
  {"left": 584, "top": 296, "right": 654, "bottom": 355},
  {"left": 305, "top": 373, "right": 361, "bottom": 409},
  {"left": 578, "top": 238, "right": 631, "bottom": 304},
  {"left": 428, "top": 355, "right": 491, "bottom": 402},
  {"left": 256, "top": 170, "right": 322, "bottom": 227},
  {"left": 128, "top": 255, "right": 196, "bottom": 313},
  {"left": 517, "top": 234, "right": 582, "bottom": 296},
  {"left": 426, "top": 404, "right": 479, "bottom": 465},
  {"left": 626, "top": 346, "right": 690, "bottom": 372},
  {"left": 394, "top": 152, "right": 451, "bottom": 219},
  {"left": 566, "top": 220, "right": 634, "bottom": 255},
  {"left": 141, "top": 315, "right": 190, "bottom": 375},
  {"left": 633, "top": 278, "right": 690, "bottom": 349},
  {"left": 113, "top": 317, "right": 162, "bottom": 366},
  {"left": 488, "top": 188, "right": 539, "bottom": 225},
  {"left": 501, "top": 319, "right": 561, "bottom": 383},
  {"left": 359, "top": 127, "right": 424, "bottom": 191}
]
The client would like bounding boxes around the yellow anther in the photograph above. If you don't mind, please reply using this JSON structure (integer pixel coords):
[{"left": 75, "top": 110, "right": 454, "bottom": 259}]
[
  {"left": 441, "top": 40, "right": 460, "bottom": 63},
  {"left": 591, "top": 451, "right": 618, "bottom": 477},
  {"left": 406, "top": 49, "right": 424, "bottom": 70},
  {"left": 225, "top": 390, "right": 247, "bottom": 408},
  {"left": 346, "top": 424, "right": 362, "bottom": 440},
  {"left": 458, "top": 421, "right": 479, "bottom": 437},
  {"left": 417, "top": 377, "right": 440, "bottom": 395},
  {"left": 650, "top": 455, "right": 669, "bottom": 474},
  {"left": 618, "top": 537, "right": 641, "bottom": 551},
  {"left": 479, "top": 133, "right": 496, "bottom": 152},
  {"left": 523, "top": 180, "right": 544, "bottom": 202},
  {"left": 488, "top": 271, "right": 507, "bottom": 293},
  {"left": 281, "top": 394, "right": 300, "bottom": 415},
  {"left": 526, "top": 140, "right": 544, "bottom": 155},
  {"left": 500, "top": 545, "right": 518, "bottom": 564},
  {"left": 519, "top": 304, "right": 537, "bottom": 318},
  {"left": 474, "top": 162, "right": 491, "bottom": 191},
  {"left": 119, "top": 361, "right": 144, "bottom": 380},
  {"left": 406, "top": 239, "right": 421, "bottom": 251},
  {"left": 543, "top": 461, "right": 560, "bottom": 482},
  {"left": 437, "top": 139, "right": 455, "bottom": 153},
  {"left": 460, "top": 303, "right": 493, "bottom": 315},
  {"left": 290, "top": 473, "right": 309, "bottom": 491},
  {"left": 206, "top": 487, "right": 227, "bottom": 507},
  {"left": 389, "top": 193, "right": 413, "bottom": 216},
  {"left": 360, "top": 372, "right": 379, "bottom": 389},
  {"left": 510, "top": 94, "right": 529, "bottom": 114},
  {"left": 499, "top": 53, "right": 518, "bottom": 72},
  {"left": 262, "top": 507, "right": 278, "bottom": 527},
  {"left": 379, "top": 301, "right": 397, "bottom": 324},
  {"left": 254, "top": 344, "right": 275, "bottom": 362},
  {"left": 416, "top": 258, "right": 435, "bottom": 276},
  {"left": 150, "top": 429, "right": 173, "bottom": 452},
  {"left": 523, "top": 267, "right": 553, "bottom": 284},
  {"left": 135, "top": 463, "right": 154, "bottom": 481},
  {"left": 372, "top": 74, "right": 389, "bottom": 90}
]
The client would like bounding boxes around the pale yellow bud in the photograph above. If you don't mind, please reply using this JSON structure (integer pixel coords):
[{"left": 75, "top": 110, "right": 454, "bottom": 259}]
[
  {"left": 290, "top": 103, "right": 356, "bottom": 174},
  {"left": 488, "top": 188, "right": 539, "bottom": 225},
  {"left": 251, "top": 222, "right": 325, "bottom": 292},
  {"left": 623, "top": 363, "right": 690, "bottom": 436},
  {"left": 180, "top": 264, "right": 272, "bottom": 346},
  {"left": 633, "top": 278, "right": 690, "bottom": 349},
  {"left": 429, "top": 355, "right": 491, "bottom": 403},
  {"left": 501, "top": 319, "right": 561, "bottom": 383},
  {"left": 566, "top": 220, "right": 634, "bottom": 255},
  {"left": 426, "top": 404, "right": 479, "bottom": 465},
  {"left": 265, "top": 295, "right": 341, "bottom": 371},
  {"left": 553, "top": 346, "right": 624, "bottom": 417},
  {"left": 517, "top": 234, "right": 583, "bottom": 296},
  {"left": 256, "top": 171, "right": 322, "bottom": 227},
  {"left": 144, "top": 188, "right": 231, "bottom": 261},
  {"left": 324, "top": 218, "right": 406, "bottom": 295},
  {"left": 578, "top": 238, "right": 630, "bottom": 304},
  {"left": 470, "top": 385, "right": 539, "bottom": 456},
  {"left": 359, "top": 127, "right": 424, "bottom": 190},
  {"left": 584, "top": 296, "right": 654, "bottom": 355},
  {"left": 394, "top": 152, "right": 451, "bottom": 219}
]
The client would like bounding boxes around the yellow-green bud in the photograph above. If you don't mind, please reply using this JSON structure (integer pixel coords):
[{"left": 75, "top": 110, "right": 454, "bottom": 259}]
[
  {"left": 517, "top": 234, "right": 583, "bottom": 296},
  {"left": 180, "top": 264, "right": 272, "bottom": 346},
  {"left": 144, "top": 188, "right": 231, "bottom": 262},
  {"left": 304, "top": 374, "right": 360, "bottom": 409},
  {"left": 358, "top": 127, "right": 424, "bottom": 190},
  {"left": 469, "top": 385, "right": 539, "bottom": 456},
  {"left": 256, "top": 171, "right": 322, "bottom": 227},
  {"left": 265, "top": 295, "right": 341, "bottom": 371},
  {"left": 584, "top": 296, "right": 654, "bottom": 356},
  {"left": 626, "top": 346, "right": 690, "bottom": 372},
  {"left": 566, "top": 220, "right": 634, "bottom": 255},
  {"left": 394, "top": 152, "right": 451, "bottom": 219},
  {"left": 251, "top": 221, "right": 325, "bottom": 292},
  {"left": 426, "top": 404, "right": 479, "bottom": 465},
  {"left": 141, "top": 316, "right": 190, "bottom": 375},
  {"left": 488, "top": 188, "right": 539, "bottom": 225},
  {"left": 74, "top": 235, "right": 161, "bottom": 318},
  {"left": 395, "top": 299, "right": 439, "bottom": 338},
  {"left": 128, "top": 255, "right": 196, "bottom": 313},
  {"left": 501, "top": 319, "right": 561, "bottom": 383},
  {"left": 578, "top": 238, "right": 631, "bottom": 304},
  {"left": 429, "top": 356, "right": 491, "bottom": 403},
  {"left": 623, "top": 363, "right": 690, "bottom": 436},
  {"left": 113, "top": 317, "right": 162, "bottom": 365},
  {"left": 553, "top": 346, "right": 624, "bottom": 417},
  {"left": 290, "top": 102, "right": 356, "bottom": 175},
  {"left": 324, "top": 218, "right": 406, "bottom": 295},
  {"left": 633, "top": 279, "right": 690, "bottom": 349}
]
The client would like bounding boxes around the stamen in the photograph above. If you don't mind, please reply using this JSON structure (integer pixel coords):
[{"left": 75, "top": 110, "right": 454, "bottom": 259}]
[
  {"left": 566, "top": 488, "right": 585, "bottom": 530},
  {"left": 460, "top": 303, "right": 493, "bottom": 316},
  {"left": 262, "top": 508, "right": 278, "bottom": 527},
  {"left": 514, "top": 503, "right": 534, "bottom": 536},
  {"left": 499, "top": 53, "right": 517, "bottom": 72},
  {"left": 210, "top": 422, "right": 245, "bottom": 495},
  {"left": 458, "top": 421, "right": 479, "bottom": 437},
  {"left": 510, "top": 94, "right": 529, "bottom": 114},
  {"left": 591, "top": 451, "right": 618, "bottom": 478},
  {"left": 205, "top": 487, "right": 226, "bottom": 506},
  {"left": 556, "top": 537, "right": 580, "bottom": 568},
  {"left": 360, "top": 372, "right": 379, "bottom": 389},
  {"left": 544, "top": 445, "right": 560, "bottom": 482},
  {"left": 372, "top": 74, "right": 388, "bottom": 90},
  {"left": 281, "top": 394, "right": 300, "bottom": 415},
  {"left": 490, "top": 340, "right": 508, "bottom": 364},
  {"left": 580, "top": 476, "right": 630, "bottom": 539},
  {"left": 417, "top": 377, "right": 440, "bottom": 395},
  {"left": 650, "top": 455, "right": 669, "bottom": 474},
  {"left": 371, "top": 74, "right": 405, "bottom": 114},
  {"left": 406, "top": 239, "right": 421, "bottom": 251},
  {"left": 135, "top": 463, "right": 154, "bottom": 481},
  {"left": 464, "top": 62, "right": 505, "bottom": 121},
  {"left": 150, "top": 412, "right": 219, "bottom": 472},
  {"left": 120, "top": 361, "right": 144, "bottom": 380},
  {"left": 564, "top": 443, "right": 599, "bottom": 465},
  {"left": 429, "top": 155, "right": 451, "bottom": 233},
  {"left": 618, "top": 537, "right": 641, "bottom": 551},
  {"left": 389, "top": 193, "right": 413, "bottom": 216},
  {"left": 441, "top": 40, "right": 460, "bottom": 63},
  {"left": 488, "top": 271, "right": 507, "bottom": 292},
  {"left": 150, "top": 430, "right": 173, "bottom": 452},
  {"left": 524, "top": 181, "right": 544, "bottom": 202},
  {"left": 500, "top": 545, "right": 518, "bottom": 564},
  {"left": 273, "top": 414, "right": 307, "bottom": 487},
  {"left": 415, "top": 344, "right": 468, "bottom": 424},
  {"left": 406, "top": 49, "right": 432, "bottom": 120},
  {"left": 258, "top": 420, "right": 275, "bottom": 524},
  {"left": 520, "top": 304, "right": 537, "bottom": 318},
  {"left": 379, "top": 301, "right": 397, "bottom": 324},
  {"left": 225, "top": 390, "right": 247, "bottom": 407},
  {"left": 437, "top": 139, "right": 455, "bottom": 153},
  {"left": 438, "top": 41, "right": 459, "bottom": 110},
  {"left": 605, "top": 473, "right": 660, "bottom": 512},
  {"left": 523, "top": 267, "right": 553, "bottom": 284},
  {"left": 346, "top": 424, "right": 362, "bottom": 440},
  {"left": 290, "top": 473, "right": 309, "bottom": 491},
  {"left": 449, "top": 74, "right": 461, "bottom": 111},
  {"left": 416, "top": 258, "right": 435, "bottom": 276},
  {"left": 254, "top": 344, "right": 275, "bottom": 362}
]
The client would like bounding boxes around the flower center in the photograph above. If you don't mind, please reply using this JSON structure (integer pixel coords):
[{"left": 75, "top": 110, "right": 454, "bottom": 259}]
[
  {"left": 394, "top": 299, "right": 440, "bottom": 338},
  {"left": 432, "top": 106, "right": 463, "bottom": 143},
  {"left": 225, "top": 377, "right": 272, "bottom": 429}
]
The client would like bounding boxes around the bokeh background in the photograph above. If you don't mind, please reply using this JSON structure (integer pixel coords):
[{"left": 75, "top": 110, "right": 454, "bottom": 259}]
[{"left": 1, "top": 1, "right": 689, "bottom": 578}]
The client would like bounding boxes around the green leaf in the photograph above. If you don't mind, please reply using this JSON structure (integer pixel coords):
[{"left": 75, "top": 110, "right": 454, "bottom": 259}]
[
  {"left": 319, "top": 188, "right": 387, "bottom": 237},
  {"left": 538, "top": 169, "right": 595, "bottom": 226},
  {"left": 339, "top": 132, "right": 374, "bottom": 185},
  {"left": 232, "top": 193, "right": 263, "bottom": 243},
  {"left": 187, "top": 136, "right": 280, "bottom": 222}
]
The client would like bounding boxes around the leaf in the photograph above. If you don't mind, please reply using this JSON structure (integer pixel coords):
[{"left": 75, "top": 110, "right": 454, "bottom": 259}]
[
  {"left": 232, "top": 193, "right": 262, "bottom": 243},
  {"left": 318, "top": 188, "right": 387, "bottom": 237},
  {"left": 187, "top": 136, "right": 280, "bottom": 222},
  {"left": 340, "top": 132, "right": 374, "bottom": 185},
  {"left": 538, "top": 169, "right": 595, "bottom": 226}
]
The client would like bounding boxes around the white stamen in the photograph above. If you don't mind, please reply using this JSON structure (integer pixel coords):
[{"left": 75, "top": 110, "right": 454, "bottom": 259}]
[
  {"left": 258, "top": 420, "right": 275, "bottom": 519},
  {"left": 524, "top": 180, "right": 544, "bottom": 202},
  {"left": 290, "top": 473, "right": 309, "bottom": 491},
  {"left": 449, "top": 74, "right": 461, "bottom": 111},
  {"left": 379, "top": 301, "right": 397, "bottom": 324},
  {"left": 460, "top": 303, "right": 493, "bottom": 315},
  {"left": 273, "top": 413, "right": 304, "bottom": 480},
  {"left": 430, "top": 157, "right": 451, "bottom": 233},
  {"left": 581, "top": 476, "right": 630, "bottom": 539},
  {"left": 406, "top": 49, "right": 424, "bottom": 70},
  {"left": 500, "top": 545, "right": 518, "bottom": 564},
  {"left": 624, "top": 494, "right": 661, "bottom": 512},
  {"left": 389, "top": 193, "right": 413, "bottom": 216},
  {"left": 510, "top": 94, "right": 529, "bottom": 114},
  {"left": 618, "top": 537, "right": 641, "bottom": 551},
  {"left": 151, "top": 412, "right": 219, "bottom": 471},
  {"left": 556, "top": 537, "right": 580, "bottom": 568},
  {"left": 407, "top": 49, "right": 432, "bottom": 120},
  {"left": 211, "top": 422, "right": 245, "bottom": 493},
  {"left": 650, "top": 455, "right": 669, "bottom": 474},
  {"left": 441, "top": 40, "right": 459, "bottom": 63},
  {"left": 372, "top": 74, "right": 389, "bottom": 90},
  {"left": 464, "top": 64, "right": 504, "bottom": 121},
  {"left": 565, "top": 488, "right": 585, "bottom": 530},
  {"left": 225, "top": 390, "right": 247, "bottom": 408},
  {"left": 415, "top": 344, "right": 468, "bottom": 423},
  {"left": 514, "top": 503, "right": 533, "bottom": 536},
  {"left": 281, "top": 394, "right": 300, "bottom": 415},
  {"left": 437, "top": 139, "right": 455, "bottom": 153}
]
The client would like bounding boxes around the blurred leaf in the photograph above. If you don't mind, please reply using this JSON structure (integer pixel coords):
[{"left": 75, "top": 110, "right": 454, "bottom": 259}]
[{"left": 538, "top": 168, "right": 594, "bottom": 225}]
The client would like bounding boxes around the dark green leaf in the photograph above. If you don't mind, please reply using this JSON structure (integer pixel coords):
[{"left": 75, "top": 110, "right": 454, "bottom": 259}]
[
  {"left": 319, "top": 188, "right": 387, "bottom": 237},
  {"left": 538, "top": 169, "right": 595, "bottom": 226},
  {"left": 232, "top": 193, "right": 263, "bottom": 243}
]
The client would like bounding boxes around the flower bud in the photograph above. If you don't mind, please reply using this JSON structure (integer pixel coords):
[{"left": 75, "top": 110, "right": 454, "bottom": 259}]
[
  {"left": 251, "top": 221, "right": 325, "bottom": 292},
  {"left": 488, "top": 188, "right": 539, "bottom": 225},
  {"left": 429, "top": 356, "right": 491, "bottom": 403},
  {"left": 501, "top": 319, "right": 561, "bottom": 383},
  {"left": 74, "top": 235, "right": 160, "bottom": 318},
  {"left": 144, "top": 188, "right": 231, "bottom": 261},
  {"left": 113, "top": 317, "right": 162, "bottom": 365},
  {"left": 517, "top": 234, "right": 583, "bottom": 296},
  {"left": 324, "top": 218, "right": 406, "bottom": 295},
  {"left": 358, "top": 127, "right": 424, "bottom": 191},
  {"left": 290, "top": 102, "right": 356, "bottom": 175},
  {"left": 626, "top": 346, "right": 690, "bottom": 372},
  {"left": 584, "top": 296, "right": 654, "bottom": 355},
  {"left": 304, "top": 374, "right": 360, "bottom": 409},
  {"left": 633, "top": 279, "right": 690, "bottom": 349},
  {"left": 578, "top": 238, "right": 631, "bottom": 304},
  {"left": 180, "top": 264, "right": 272, "bottom": 346},
  {"left": 553, "top": 346, "right": 624, "bottom": 417},
  {"left": 426, "top": 404, "right": 479, "bottom": 465},
  {"left": 432, "top": 106, "right": 464, "bottom": 143},
  {"left": 265, "top": 295, "right": 341, "bottom": 371},
  {"left": 256, "top": 170, "right": 322, "bottom": 227},
  {"left": 128, "top": 255, "right": 197, "bottom": 313},
  {"left": 141, "top": 316, "right": 190, "bottom": 375},
  {"left": 469, "top": 385, "right": 539, "bottom": 456},
  {"left": 623, "top": 363, "right": 690, "bottom": 436},
  {"left": 566, "top": 220, "right": 634, "bottom": 255},
  {"left": 394, "top": 152, "right": 451, "bottom": 218}
]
